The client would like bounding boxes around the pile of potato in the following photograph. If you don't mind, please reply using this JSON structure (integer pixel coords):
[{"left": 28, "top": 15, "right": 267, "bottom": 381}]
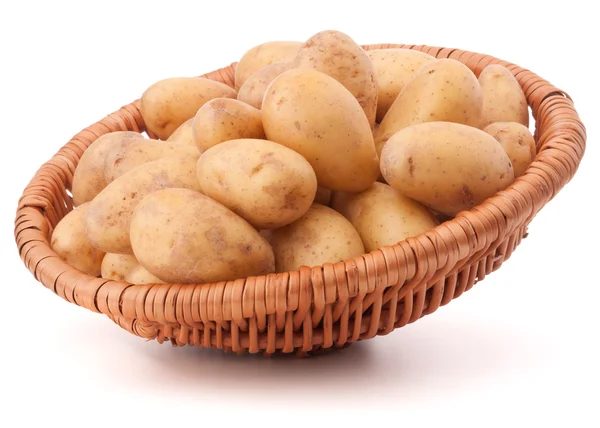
[{"left": 51, "top": 30, "right": 536, "bottom": 285}]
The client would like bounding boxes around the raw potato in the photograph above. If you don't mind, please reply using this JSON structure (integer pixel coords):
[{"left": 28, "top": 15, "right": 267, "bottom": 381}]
[
  {"left": 314, "top": 187, "right": 332, "bottom": 206},
  {"left": 192, "top": 98, "right": 265, "bottom": 151},
  {"left": 197, "top": 139, "right": 317, "bottom": 229},
  {"left": 237, "top": 61, "right": 291, "bottom": 109},
  {"left": 367, "top": 49, "right": 435, "bottom": 122},
  {"left": 104, "top": 138, "right": 199, "bottom": 182},
  {"left": 479, "top": 64, "right": 529, "bottom": 128},
  {"left": 484, "top": 122, "right": 536, "bottom": 177},
  {"left": 266, "top": 204, "right": 365, "bottom": 272},
  {"left": 125, "top": 264, "right": 165, "bottom": 284},
  {"left": 380, "top": 122, "right": 515, "bottom": 216},
  {"left": 101, "top": 253, "right": 138, "bottom": 281},
  {"left": 51, "top": 203, "right": 105, "bottom": 276},
  {"left": 292, "top": 30, "right": 378, "bottom": 128},
  {"left": 72, "top": 131, "right": 142, "bottom": 206},
  {"left": 234, "top": 41, "right": 301, "bottom": 90},
  {"left": 130, "top": 188, "right": 275, "bottom": 284},
  {"left": 331, "top": 182, "right": 439, "bottom": 252},
  {"left": 262, "top": 69, "right": 379, "bottom": 192},
  {"left": 374, "top": 59, "right": 482, "bottom": 156},
  {"left": 85, "top": 155, "right": 202, "bottom": 254},
  {"left": 140, "top": 77, "right": 237, "bottom": 140},
  {"left": 167, "top": 118, "right": 197, "bottom": 148}
]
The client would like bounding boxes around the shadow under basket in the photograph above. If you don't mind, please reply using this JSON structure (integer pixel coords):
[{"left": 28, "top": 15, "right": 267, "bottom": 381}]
[{"left": 14, "top": 44, "right": 586, "bottom": 357}]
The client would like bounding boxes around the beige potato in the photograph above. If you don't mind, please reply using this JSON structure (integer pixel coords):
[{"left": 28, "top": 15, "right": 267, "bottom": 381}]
[
  {"left": 234, "top": 41, "right": 301, "bottom": 90},
  {"left": 197, "top": 139, "right": 317, "bottom": 229},
  {"left": 262, "top": 69, "right": 379, "bottom": 192},
  {"left": 130, "top": 188, "right": 275, "bottom": 283},
  {"left": 140, "top": 77, "right": 237, "bottom": 140},
  {"left": 374, "top": 59, "right": 482, "bottom": 156},
  {"left": 484, "top": 122, "right": 536, "bottom": 177},
  {"left": 192, "top": 98, "right": 265, "bottom": 151},
  {"left": 101, "top": 253, "right": 138, "bottom": 281},
  {"left": 85, "top": 155, "right": 202, "bottom": 254},
  {"left": 292, "top": 30, "right": 378, "bottom": 128},
  {"left": 380, "top": 122, "right": 514, "bottom": 216},
  {"left": 314, "top": 187, "right": 332, "bottom": 206},
  {"left": 104, "top": 138, "right": 199, "bottom": 182},
  {"left": 266, "top": 204, "right": 364, "bottom": 272},
  {"left": 367, "top": 49, "right": 435, "bottom": 122},
  {"left": 51, "top": 203, "right": 105, "bottom": 276},
  {"left": 125, "top": 264, "right": 166, "bottom": 284},
  {"left": 72, "top": 131, "right": 142, "bottom": 206},
  {"left": 479, "top": 64, "right": 529, "bottom": 128},
  {"left": 167, "top": 118, "right": 197, "bottom": 148},
  {"left": 237, "top": 61, "right": 291, "bottom": 109}
]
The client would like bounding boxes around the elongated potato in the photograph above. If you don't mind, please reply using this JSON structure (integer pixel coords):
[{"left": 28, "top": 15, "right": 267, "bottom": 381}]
[
  {"left": 140, "top": 77, "right": 237, "bottom": 140},
  {"left": 101, "top": 253, "right": 138, "bottom": 281},
  {"left": 292, "top": 30, "right": 378, "bottom": 128},
  {"left": 484, "top": 122, "right": 536, "bottom": 177},
  {"left": 380, "top": 122, "right": 514, "bottom": 216},
  {"left": 166, "top": 118, "right": 196, "bottom": 148},
  {"left": 130, "top": 188, "right": 275, "bottom": 283},
  {"left": 235, "top": 41, "right": 301, "bottom": 90},
  {"left": 85, "top": 155, "right": 202, "bottom": 254},
  {"left": 72, "top": 131, "right": 142, "bottom": 206},
  {"left": 479, "top": 64, "right": 529, "bottom": 128},
  {"left": 262, "top": 69, "right": 379, "bottom": 192},
  {"left": 125, "top": 264, "right": 165, "bottom": 284},
  {"left": 237, "top": 61, "right": 291, "bottom": 109}
]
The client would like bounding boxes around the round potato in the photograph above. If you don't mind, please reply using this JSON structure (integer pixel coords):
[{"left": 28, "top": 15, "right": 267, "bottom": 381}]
[
  {"left": 197, "top": 139, "right": 317, "bottom": 229},
  {"left": 85, "top": 155, "right": 202, "bottom": 254},
  {"left": 479, "top": 64, "right": 529, "bottom": 128},
  {"left": 484, "top": 122, "right": 536, "bottom": 177},
  {"left": 237, "top": 61, "right": 291, "bottom": 109},
  {"left": 367, "top": 48, "right": 435, "bottom": 122},
  {"left": 140, "top": 77, "right": 237, "bottom": 140},
  {"left": 292, "top": 30, "right": 378, "bottom": 128},
  {"left": 130, "top": 188, "right": 275, "bottom": 284},
  {"left": 262, "top": 69, "right": 379, "bottom": 192},
  {"left": 167, "top": 118, "right": 197, "bottom": 148},
  {"left": 51, "top": 203, "right": 105, "bottom": 276},
  {"left": 192, "top": 98, "right": 265, "bottom": 151},
  {"left": 380, "top": 122, "right": 514, "bottom": 216},
  {"left": 72, "top": 131, "right": 142, "bottom": 206},
  {"left": 101, "top": 253, "right": 138, "bottom": 281},
  {"left": 266, "top": 204, "right": 364, "bottom": 272},
  {"left": 125, "top": 264, "right": 165, "bottom": 284},
  {"left": 234, "top": 41, "right": 301, "bottom": 90},
  {"left": 314, "top": 187, "right": 332, "bottom": 206}
]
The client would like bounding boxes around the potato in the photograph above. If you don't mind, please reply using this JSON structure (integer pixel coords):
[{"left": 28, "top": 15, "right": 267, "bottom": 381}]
[
  {"left": 314, "top": 187, "right": 332, "bottom": 206},
  {"left": 266, "top": 204, "right": 364, "bottom": 272},
  {"left": 374, "top": 59, "right": 482, "bottom": 156},
  {"left": 237, "top": 61, "right": 291, "bottom": 109},
  {"left": 104, "top": 138, "right": 199, "bottom": 182},
  {"left": 380, "top": 122, "right": 514, "bottom": 216},
  {"left": 51, "top": 203, "right": 105, "bottom": 276},
  {"left": 140, "top": 77, "right": 237, "bottom": 140},
  {"left": 292, "top": 30, "right": 378, "bottom": 128},
  {"left": 85, "top": 155, "right": 202, "bottom": 254},
  {"left": 166, "top": 118, "right": 196, "bottom": 148},
  {"left": 234, "top": 41, "right": 301, "bottom": 90},
  {"left": 192, "top": 98, "right": 265, "bottom": 151},
  {"left": 262, "top": 69, "right": 379, "bottom": 192},
  {"left": 125, "top": 264, "right": 165, "bottom": 284},
  {"left": 130, "top": 188, "right": 275, "bottom": 283},
  {"left": 484, "top": 122, "right": 536, "bottom": 177},
  {"left": 101, "top": 253, "right": 138, "bottom": 281},
  {"left": 331, "top": 183, "right": 439, "bottom": 252},
  {"left": 479, "top": 64, "right": 529, "bottom": 128},
  {"left": 72, "top": 131, "right": 142, "bottom": 206},
  {"left": 367, "top": 49, "right": 435, "bottom": 122}
]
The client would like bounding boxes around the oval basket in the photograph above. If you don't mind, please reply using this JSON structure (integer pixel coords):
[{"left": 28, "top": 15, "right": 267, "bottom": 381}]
[{"left": 15, "top": 44, "right": 586, "bottom": 356}]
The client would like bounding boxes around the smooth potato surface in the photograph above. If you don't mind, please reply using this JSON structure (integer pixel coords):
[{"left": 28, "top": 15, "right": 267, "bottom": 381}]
[
  {"left": 479, "top": 64, "right": 529, "bottom": 128},
  {"left": 237, "top": 61, "right": 291, "bottom": 109},
  {"left": 166, "top": 118, "right": 197, "bottom": 148},
  {"left": 484, "top": 122, "right": 536, "bottom": 177},
  {"left": 101, "top": 253, "right": 138, "bottom": 281},
  {"left": 234, "top": 41, "right": 301, "bottom": 90}
]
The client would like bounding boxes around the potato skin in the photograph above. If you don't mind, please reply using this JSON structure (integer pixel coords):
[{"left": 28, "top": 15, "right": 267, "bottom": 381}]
[
  {"left": 314, "top": 187, "right": 332, "bottom": 206},
  {"left": 262, "top": 69, "right": 379, "bottom": 192},
  {"left": 167, "top": 118, "right": 197, "bottom": 148},
  {"left": 192, "top": 98, "right": 265, "bottom": 151},
  {"left": 292, "top": 30, "right": 378, "bottom": 128},
  {"left": 101, "top": 253, "right": 138, "bottom": 281},
  {"left": 125, "top": 264, "right": 165, "bottom": 284},
  {"left": 72, "top": 131, "right": 142, "bottom": 206},
  {"left": 479, "top": 65, "right": 529, "bottom": 128},
  {"left": 237, "top": 61, "right": 291, "bottom": 109},
  {"left": 197, "top": 139, "right": 317, "bottom": 229},
  {"left": 140, "top": 77, "right": 236, "bottom": 140},
  {"left": 51, "top": 203, "right": 105, "bottom": 276},
  {"left": 484, "top": 122, "right": 536, "bottom": 177},
  {"left": 367, "top": 49, "right": 435, "bottom": 122},
  {"left": 380, "top": 122, "right": 515, "bottom": 216},
  {"left": 130, "top": 188, "right": 275, "bottom": 284},
  {"left": 266, "top": 204, "right": 364, "bottom": 272},
  {"left": 234, "top": 41, "right": 301, "bottom": 90},
  {"left": 85, "top": 155, "right": 202, "bottom": 254},
  {"left": 374, "top": 59, "right": 482, "bottom": 156}
]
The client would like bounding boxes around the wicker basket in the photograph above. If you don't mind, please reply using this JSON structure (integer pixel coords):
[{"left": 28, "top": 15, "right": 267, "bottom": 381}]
[{"left": 14, "top": 44, "right": 586, "bottom": 356}]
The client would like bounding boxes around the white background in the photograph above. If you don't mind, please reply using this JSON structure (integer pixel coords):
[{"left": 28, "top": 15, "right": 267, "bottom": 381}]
[{"left": 1, "top": 0, "right": 598, "bottom": 426}]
